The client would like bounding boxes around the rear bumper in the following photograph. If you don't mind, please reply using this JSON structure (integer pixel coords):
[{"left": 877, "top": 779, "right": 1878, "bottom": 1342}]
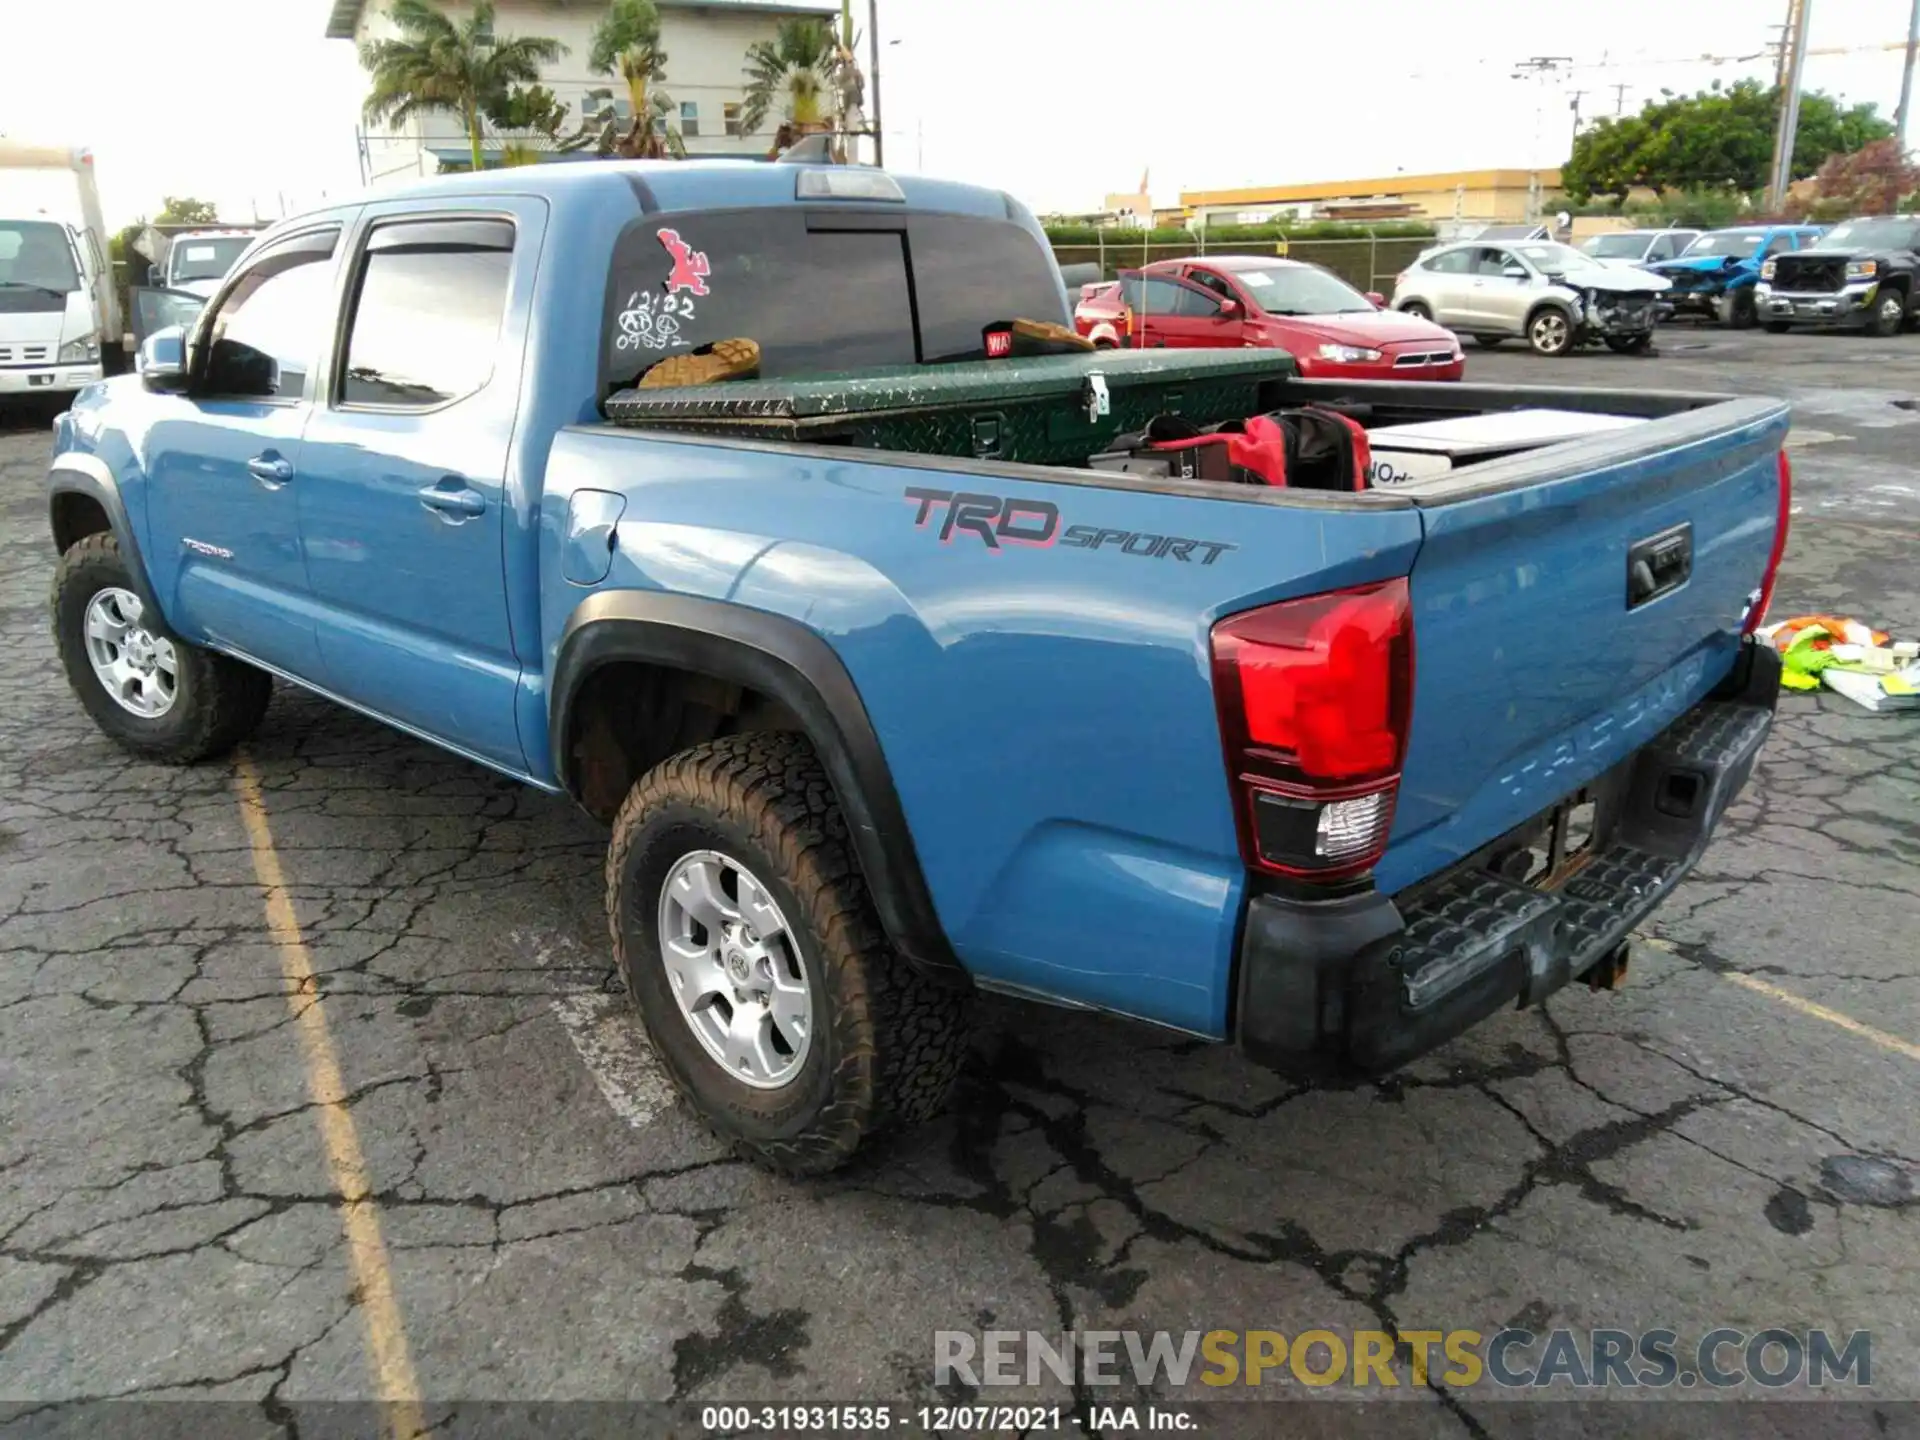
[{"left": 1234, "top": 642, "right": 1778, "bottom": 1074}]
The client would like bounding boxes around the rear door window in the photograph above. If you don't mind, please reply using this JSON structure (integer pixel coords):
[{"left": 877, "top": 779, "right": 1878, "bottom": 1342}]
[{"left": 338, "top": 218, "right": 515, "bottom": 409}]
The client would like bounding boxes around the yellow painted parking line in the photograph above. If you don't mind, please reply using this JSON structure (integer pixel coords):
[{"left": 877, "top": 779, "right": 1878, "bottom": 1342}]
[
  {"left": 1722, "top": 971, "right": 1920, "bottom": 1063},
  {"left": 234, "top": 755, "right": 426, "bottom": 1439}
]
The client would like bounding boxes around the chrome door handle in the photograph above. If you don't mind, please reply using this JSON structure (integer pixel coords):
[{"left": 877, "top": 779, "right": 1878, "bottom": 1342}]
[
  {"left": 417, "top": 481, "right": 486, "bottom": 519},
  {"left": 247, "top": 454, "right": 294, "bottom": 487}
]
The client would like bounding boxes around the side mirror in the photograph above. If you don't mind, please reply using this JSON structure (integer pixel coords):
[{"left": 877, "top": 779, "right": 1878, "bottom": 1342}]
[
  {"left": 1502, "top": 265, "right": 1530, "bottom": 281},
  {"left": 1364, "top": 291, "right": 1386, "bottom": 308},
  {"left": 137, "top": 326, "right": 191, "bottom": 393},
  {"left": 147, "top": 264, "right": 164, "bottom": 286},
  {"left": 1219, "top": 299, "right": 1242, "bottom": 319}
]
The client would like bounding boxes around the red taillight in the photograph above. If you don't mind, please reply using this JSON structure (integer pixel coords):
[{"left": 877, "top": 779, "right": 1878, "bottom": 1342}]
[
  {"left": 1211, "top": 579, "right": 1415, "bottom": 880},
  {"left": 1741, "top": 448, "right": 1791, "bottom": 637}
]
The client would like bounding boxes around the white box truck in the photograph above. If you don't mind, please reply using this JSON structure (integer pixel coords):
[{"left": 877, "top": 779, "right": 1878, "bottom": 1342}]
[{"left": 0, "top": 142, "right": 123, "bottom": 404}]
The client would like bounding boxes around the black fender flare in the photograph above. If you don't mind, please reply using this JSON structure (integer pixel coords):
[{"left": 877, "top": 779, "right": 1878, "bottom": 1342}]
[
  {"left": 47, "top": 454, "right": 161, "bottom": 615},
  {"left": 550, "top": 591, "right": 964, "bottom": 979}
]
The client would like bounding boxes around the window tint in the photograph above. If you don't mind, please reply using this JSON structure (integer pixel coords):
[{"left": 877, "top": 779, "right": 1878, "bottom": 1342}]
[
  {"left": 340, "top": 219, "right": 514, "bottom": 408},
  {"left": 1476, "top": 248, "right": 1521, "bottom": 276},
  {"left": 604, "top": 214, "right": 916, "bottom": 383},
  {"left": 1422, "top": 248, "right": 1472, "bottom": 275},
  {"left": 1118, "top": 275, "right": 1198, "bottom": 317},
  {"left": 909, "top": 213, "right": 1073, "bottom": 362},
  {"left": 1171, "top": 282, "right": 1223, "bottom": 316},
  {"left": 200, "top": 229, "right": 339, "bottom": 399},
  {"left": 1186, "top": 269, "right": 1236, "bottom": 299}
]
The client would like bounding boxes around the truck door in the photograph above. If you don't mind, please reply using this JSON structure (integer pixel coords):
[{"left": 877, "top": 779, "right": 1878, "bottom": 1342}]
[
  {"left": 142, "top": 223, "right": 345, "bottom": 679},
  {"left": 294, "top": 200, "right": 544, "bottom": 775}
]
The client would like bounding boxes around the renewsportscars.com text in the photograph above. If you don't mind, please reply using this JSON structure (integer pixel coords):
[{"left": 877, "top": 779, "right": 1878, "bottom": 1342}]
[{"left": 934, "top": 1328, "right": 1872, "bottom": 1390}]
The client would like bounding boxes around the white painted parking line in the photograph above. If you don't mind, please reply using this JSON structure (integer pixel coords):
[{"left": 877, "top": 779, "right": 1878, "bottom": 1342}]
[{"left": 552, "top": 991, "right": 679, "bottom": 1129}]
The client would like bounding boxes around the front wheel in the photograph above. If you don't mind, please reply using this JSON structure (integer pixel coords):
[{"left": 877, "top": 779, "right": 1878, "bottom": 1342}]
[
  {"left": 606, "top": 733, "right": 968, "bottom": 1175},
  {"left": 1604, "top": 334, "right": 1654, "bottom": 355},
  {"left": 52, "top": 533, "right": 272, "bottom": 763},
  {"left": 1398, "top": 300, "right": 1433, "bottom": 322},
  {"left": 1763, "top": 321, "right": 1792, "bottom": 335},
  {"left": 1719, "top": 289, "right": 1756, "bottom": 329},
  {"left": 1867, "top": 289, "right": 1906, "bottom": 338},
  {"left": 1527, "top": 307, "right": 1574, "bottom": 356}
]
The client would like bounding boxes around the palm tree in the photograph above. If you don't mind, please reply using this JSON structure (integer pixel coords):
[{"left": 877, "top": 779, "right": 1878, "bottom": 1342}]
[
  {"left": 359, "top": 0, "right": 566, "bottom": 173},
  {"left": 588, "top": 0, "right": 685, "bottom": 160},
  {"left": 739, "top": 18, "right": 834, "bottom": 143}
]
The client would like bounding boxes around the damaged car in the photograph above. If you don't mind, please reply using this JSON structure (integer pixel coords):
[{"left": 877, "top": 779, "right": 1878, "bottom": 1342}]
[
  {"left": 1391, "top": 240, "right": 1670, "bottom": 356},
  {"left": 1648, "top": 225, "right": 1826, "bottom": 328},
  {"left": 1755, "top": 214, "right": 1919, "bottom": 336}
]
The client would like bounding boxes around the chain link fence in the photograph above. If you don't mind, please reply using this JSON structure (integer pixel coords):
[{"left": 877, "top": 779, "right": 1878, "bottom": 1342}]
[{"left": 1049, "top": 232, "right": 1436, "bottom": 297}]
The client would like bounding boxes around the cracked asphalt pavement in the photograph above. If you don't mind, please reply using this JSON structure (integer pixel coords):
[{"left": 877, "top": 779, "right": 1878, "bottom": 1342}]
[{"left": 0, "top": 329, "right": 1916, "bottom": 1436}]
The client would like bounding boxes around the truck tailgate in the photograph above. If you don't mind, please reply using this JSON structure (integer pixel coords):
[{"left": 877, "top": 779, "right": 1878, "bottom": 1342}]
[{"left": 1376, "top": 398, "right": 1789, "bottom": 893}]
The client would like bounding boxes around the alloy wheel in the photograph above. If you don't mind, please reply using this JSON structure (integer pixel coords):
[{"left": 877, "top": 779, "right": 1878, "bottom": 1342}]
[
  {"left": 656, "top": 849, "right": 812, "bottom": 1089},
  {"left": 83, "top": 587, "right": 177, "bottom": 719}
]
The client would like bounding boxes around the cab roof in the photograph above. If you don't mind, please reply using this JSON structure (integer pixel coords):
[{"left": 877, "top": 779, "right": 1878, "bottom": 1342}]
[{"left": 365, "top": 159, "right": 1024, "bottom": 224}]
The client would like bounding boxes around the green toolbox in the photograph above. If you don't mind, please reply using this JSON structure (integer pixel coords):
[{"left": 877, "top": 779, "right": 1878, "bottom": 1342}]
[{"left": 602, "top": 349, "right": 1299, "bottom": 468}]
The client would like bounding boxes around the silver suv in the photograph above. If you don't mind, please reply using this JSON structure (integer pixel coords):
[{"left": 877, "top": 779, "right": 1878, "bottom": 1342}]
[
  {"left": 1578, "top": 228, "right": 1701, "bottom": 269},
  {"left": 1392, "top": 241, "right": 1672, "bottom": 356}
]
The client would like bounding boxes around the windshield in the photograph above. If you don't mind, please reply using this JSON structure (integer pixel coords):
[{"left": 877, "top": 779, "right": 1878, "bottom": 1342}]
[
  {"left": 170, "top": 235, "right": 253, "bottom": 283},
  {"left": 1580, "top": 234, "right": 1651, "bottom": 259},
  {"left": 1511, "top": 243, "right": 1598, "bottom": 273},
  {"left": 1227, "top": 265, "right": 1371, "bottom": 314},
  {"left": 1684, "top": 232, "right": 1765, "bottom": 259},
  {"left": 0, "top": 221, "right": 81, "bottom": 294},
  {"left": 1818, "top": 219, "right": 1919, "bottom": 251}
]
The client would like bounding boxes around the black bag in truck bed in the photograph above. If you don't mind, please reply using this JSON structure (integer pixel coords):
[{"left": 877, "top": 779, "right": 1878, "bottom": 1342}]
[{"left": 603, "top": 350, "right": 1298, "bottom": 467}]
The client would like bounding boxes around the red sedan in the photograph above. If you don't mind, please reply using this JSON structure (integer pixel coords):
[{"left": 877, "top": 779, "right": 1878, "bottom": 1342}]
[{"left": 1073, "top": 255, "right": 1464, "bottom": 380}]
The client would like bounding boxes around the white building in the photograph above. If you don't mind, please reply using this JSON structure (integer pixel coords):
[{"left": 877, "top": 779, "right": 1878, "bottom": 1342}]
[{"left": 325, "top": 0, "right": 840, "bottom": 183}]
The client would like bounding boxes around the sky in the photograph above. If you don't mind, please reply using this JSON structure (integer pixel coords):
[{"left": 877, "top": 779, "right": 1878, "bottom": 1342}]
[{"left": 0, "top": 0, "right": 1913, "bottom": 228}]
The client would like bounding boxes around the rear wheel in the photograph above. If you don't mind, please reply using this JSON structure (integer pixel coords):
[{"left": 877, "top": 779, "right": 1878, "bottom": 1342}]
[
  {"left": 1866, "top": 288, "right": 1906, "bottom": 338},
  {"left": 1398, "top": 300, "right": 1433, "bottom": 322},
  {"left": 1526, "top": 307, "right": 1574, "bottom": 357},
  {"left": 51, "top": 533, "right": 272, "bottom": 763},
  {"left": 1473, "top": 334, "right": 1504, "bottom": 349},
  {"left": 606, "top": 733, "right": 968, "bottom": 1175}
]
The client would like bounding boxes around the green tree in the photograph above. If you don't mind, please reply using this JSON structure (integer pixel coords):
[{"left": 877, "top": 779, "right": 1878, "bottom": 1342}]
[
  {"left": 739, "top": 17, "right": 834, "bottom": 142},
  {"left": 588, "top": 0, "right": 685, "bottom": 159},
  {"left": 156, "top": 197, "right": 217, "bottom": 225},
  {"left": 1560, "top": 80, "right": 1894, "bottom": 202},
  {"left": 359, "top": 0, "right": 565, "bottom": 173}
]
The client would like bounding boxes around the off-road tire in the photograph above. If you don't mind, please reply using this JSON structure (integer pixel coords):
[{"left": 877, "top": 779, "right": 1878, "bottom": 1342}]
[
  {"left": 605, "top": 733, "right": 968, "bottom": 1175},
  {"left": 52, "top": 533, "right": 272, "bottom": 763}
]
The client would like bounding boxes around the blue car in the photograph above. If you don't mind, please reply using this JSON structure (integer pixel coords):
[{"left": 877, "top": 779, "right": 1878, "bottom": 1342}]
[
  {"left": 1651, "top": 224, "right": 1828, "bottom": 327},
  {"left": 46, "top": 159, "right": 1789, "bottom": 1173}
]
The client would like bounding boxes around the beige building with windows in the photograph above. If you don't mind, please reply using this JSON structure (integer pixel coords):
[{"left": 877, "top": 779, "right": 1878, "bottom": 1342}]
[
  {"left": 1178, "top": 169, "right": 1565, "bottom": 228},
  {"left": 325, "top": 0, "right": 839, "bottom": 183}
]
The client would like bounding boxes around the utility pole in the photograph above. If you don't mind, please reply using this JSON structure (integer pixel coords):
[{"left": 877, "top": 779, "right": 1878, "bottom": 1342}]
[
  {"left": 1512, "top": 56, "right": 1574, "bottom": 167},
  {"left": 1569, "top": 88, "right": 1588, "bottom": 143},
  {"left": 868, "top": 0, "right": 884, "bottom": 167},
  {"left": 1612, "top": 83, "right": 1629, "bottom": 117},
  {"left": 1896, "top": 0, "right": 1920, "bottom": 152},
  {"left": 1766, "top": 0, "right": 1813, "bottom": 211}
]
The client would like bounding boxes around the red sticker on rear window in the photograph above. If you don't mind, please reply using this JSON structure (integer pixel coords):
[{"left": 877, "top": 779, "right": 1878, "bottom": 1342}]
[{"left": 659, "top": 229, "right": 711, "bottom": 297}]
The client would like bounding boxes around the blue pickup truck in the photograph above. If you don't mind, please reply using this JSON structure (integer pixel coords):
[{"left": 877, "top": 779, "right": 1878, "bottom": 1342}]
[
  {"left": 46, "top": 161, "right": 1789, "bottom": 1174},
  {"left": 1649, "top": 224, "right": 1828, "bottom": 327}
]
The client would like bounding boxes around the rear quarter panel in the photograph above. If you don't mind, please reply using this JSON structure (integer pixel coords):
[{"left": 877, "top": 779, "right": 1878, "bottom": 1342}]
[{"left": 539, "top": 432, "right": 1423, "bottom": 1036}]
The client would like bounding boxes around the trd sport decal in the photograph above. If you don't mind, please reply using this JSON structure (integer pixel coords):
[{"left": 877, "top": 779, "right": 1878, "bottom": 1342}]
[{"left": 903, "top": 486, "right": 1237, "bottom": 564}]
